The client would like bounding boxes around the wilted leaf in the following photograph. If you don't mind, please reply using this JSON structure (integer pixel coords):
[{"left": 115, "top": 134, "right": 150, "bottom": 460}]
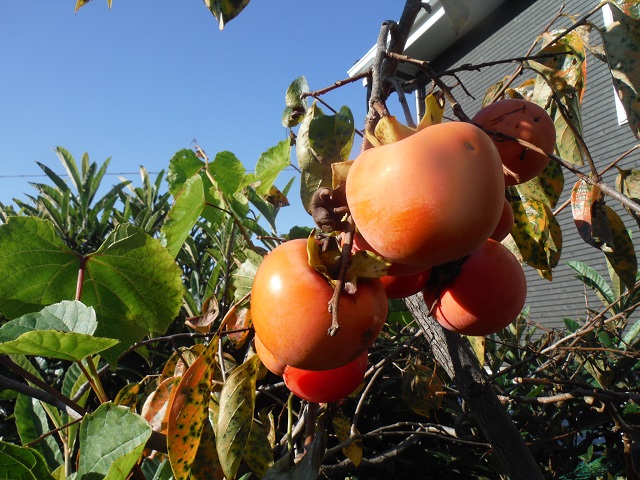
[
  {"left": 331, "top": 161, "right": 353, "bottom": 190},
  {"left": 401, "top": 364, "right": 443, "bottom": 417},
  {"left": 203, "top": 0, "right": 250, "bottom": 30},
  {"left": 482, "top": 78, "right": 507, "bottom": 106},
  {"left": 441, "top": 0, "right": 470, "bottom": 35},
  {"left": 216, "top": 354, "right": 262, "bottom": 480},
  {"left": 76, "top": 403, "right": 152, "bottom": 479},
  {"left": 141, "top": 376, "right": 179, "bottom": 434},
  {"left": 224, "top": 306, "right": 252, "bottom": 348},
  {"left": 185, "top": 295, "right": 219, "bottom": 333},
  {"left": 332, "top": 412, "right": 362, "bottom": 467},
  {"left": 602, "top": 3, "right": 640, "bottom": 138},
  {"left": 345, "top": 250, "right": 390, "bottom": 281},
  {"left": 616, "top": 167, "right": 640, "bottom": 228},
  {"left": 571, "top": 180, "right": 614, "bottom": 250},
  {"left": 167, "top": 341, "right": 218, "bottom": 480}
]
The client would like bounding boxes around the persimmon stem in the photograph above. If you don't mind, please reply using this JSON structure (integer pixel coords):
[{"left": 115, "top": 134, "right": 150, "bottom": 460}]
[{"left": 327, "top": 216, "right": 355, "bottom": 336}]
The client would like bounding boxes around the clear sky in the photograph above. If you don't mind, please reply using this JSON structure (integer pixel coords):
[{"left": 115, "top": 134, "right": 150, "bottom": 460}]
[{"left": 0, "top": 1, "right": 402, "bottom": 233}]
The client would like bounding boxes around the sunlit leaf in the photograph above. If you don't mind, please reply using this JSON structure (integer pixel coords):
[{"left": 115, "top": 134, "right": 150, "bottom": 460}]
[
  {"left": 203, "top": 0, "right": 250, "bottom": 30},
  {"left": 467, "top": 335, "right": 486, "bottom": 364},
  {"left": 255, "top": 140, "right": 291, "bottom": 196},
  {"left": 601, "top": 3, "right": 640, "bottom": 138},
  {"left": 167, "top": 341, "right": 218, "bottom": 480},
  {"left": 76, "top": 403, "right": 152, "bottom": 479},
  {"left": 282, "top": 76, "right": 309, "bottom": 128},
  {"left": 417, "top": 93, "right": 445, "bottom": 129},
  {"left": 514, "top": 160, "right": 564, "bottom": 209},
  {"left": 161, "top": 174, "right": 205, "bottom": 258},
  {"left": 232, "top": 248, "right": 263, "bottom": 303},
  {"left": 440, "top": 0, "right": 470, "bottom": 35},
  {"left": 211, "top": 151, "right": 246, "bottom": 198},
  {"left": 571, "top": 180, "right": 614, "bottom": 250},
  {"left": 216, "top": 354, "right": 262, "bottom": 480},
  {"left": 373, "top": 116, "right": 415, "bottom": 144},
  {"left": 510, "top": 198, "right": 562, "bottom": 274}
]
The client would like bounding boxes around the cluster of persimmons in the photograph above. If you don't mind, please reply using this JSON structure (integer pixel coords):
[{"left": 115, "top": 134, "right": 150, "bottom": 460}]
[{"left": 251, "top": 98, "right": 556, "bottom": 403}]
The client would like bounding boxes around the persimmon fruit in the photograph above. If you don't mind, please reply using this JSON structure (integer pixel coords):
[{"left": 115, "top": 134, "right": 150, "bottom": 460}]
[
  {"left": 254, "top": 335, "right": 286, "bottom": 376},
  {"left": 490, "top": 198, "right": 514, "bottom": 242},
  {"left": 250, "top": 239, "right": 388, "bottom": 371},
  {"left": 472, "top": 98, "right": 556, "bottom": 186},
  {"left": 283, "top": 350, "right": 368, "bottom": 403},
  {"left": 423, "top": 239, "right": 527, "bottom": 336},
  {"left": 380, "top": 268, "right": 431, "bottom": 299},
  {"left": 346, "top": 121, "right": 504, "bottom": 269}
]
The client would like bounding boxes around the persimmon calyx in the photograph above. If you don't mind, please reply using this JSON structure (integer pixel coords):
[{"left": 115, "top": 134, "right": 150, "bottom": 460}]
[{"left": 310, "top": 186, "right": 350, "bottom": 233}]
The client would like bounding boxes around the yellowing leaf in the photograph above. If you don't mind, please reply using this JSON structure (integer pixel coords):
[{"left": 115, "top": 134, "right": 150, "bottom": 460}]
[
  {"left": 373, "top": 116, "right": 415, "bottom": 145},
  {"left": 603, "top": 205, "right": 638, "bottom": 291},
  {"left": 571, "top": 180, "right": 613, "bottom": 251},
  {"left": 216, "top": 354, "right": 262, "bottom": 480},
  {"left": 417, "top": 93, "right": 445, "bottom": 129},
  {"left": 332, "top": 412, "right": 362, "bottom": 467},
  {"left": 166, "top": 340, "right": 218, "bottom": 480},
  {"left": 466, "top": 335, "right": 486, "bottom": 364}
]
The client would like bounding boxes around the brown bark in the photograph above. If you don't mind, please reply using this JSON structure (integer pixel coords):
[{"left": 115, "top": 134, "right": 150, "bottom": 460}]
[{"left": 404, "top": 296, "right": 544, "bottom": 479}]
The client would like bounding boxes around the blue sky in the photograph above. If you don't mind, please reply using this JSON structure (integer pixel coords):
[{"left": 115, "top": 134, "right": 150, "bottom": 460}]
[{"left": 0, "top": 1, "right": 401, "bottom": 233}]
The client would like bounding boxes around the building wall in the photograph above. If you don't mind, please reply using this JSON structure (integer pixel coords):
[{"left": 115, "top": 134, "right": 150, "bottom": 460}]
[{"left": 418, "top": 0, "right": 640, "bottom": 330}]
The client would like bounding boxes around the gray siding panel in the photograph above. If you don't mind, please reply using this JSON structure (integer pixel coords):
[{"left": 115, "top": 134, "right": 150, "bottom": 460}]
[{"left": 417, "top": 0, "right": 639, "bottom": 328}]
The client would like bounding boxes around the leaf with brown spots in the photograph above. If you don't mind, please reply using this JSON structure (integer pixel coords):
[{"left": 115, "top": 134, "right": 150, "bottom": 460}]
[
  {"left": 243, "top": 419, "right": 275, "bottom": 477},
  {"left": 616, "top": 167, "right": 640, "bottom": 228},
  {"left": 514, "top": 160, "right": 564, "bottom": 209},
  {"left": 166, "top": 340, "right": 218, "bottom": 480},
  {"left": 602, "top": 205, "right": 638, "bottom": 291},
  {"left": 571, "top": 180, "right": 614, "bottom": 251},
  {"left": 510, "top": 197, "right": 562, "bottom": 275},
  {"left": 189, "top": 418, "right": 225, "bottom": 480},
  {"left": 216, "top": 354, "right": 262, "bottom": 480},
  {"left": 114, "top": 382, "right": 141, "bottom": 410},
  {"left": 141, "top": 376, "right": 179, "bottom": 435}
]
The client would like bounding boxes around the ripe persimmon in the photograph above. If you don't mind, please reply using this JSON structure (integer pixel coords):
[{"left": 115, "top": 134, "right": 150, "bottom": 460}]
[
  {"left": 250, "top": 239, "right": 388, "bottom": 371},
  {"left": 254, "top": 335, "right": 286, "bottom": 376},
  {"left": 423, "top": 239, "right": 527, "bottom": 336},
  {"left": 380, "top": 268, "right": 431, "bottom": 299},
  {"left": 283, "top": 350, "right": 368, "bottom": 403},
  {"left": 472, "top": 98, "right": 556, "bottom": 186},
  {"left": 346, "top": 121, "right": 504, "bottom": 269},
  {"left": 490, "top": 198, "right": 514, "bottom": 242}
]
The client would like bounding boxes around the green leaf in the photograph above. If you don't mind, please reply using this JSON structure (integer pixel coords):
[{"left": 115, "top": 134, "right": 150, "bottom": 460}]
[
  {"left": 0, "top": 441, "right": 55, "bottom": 480},
  {"left": 15, "top": 395, "right": 63, "bottom": 470},
  {"left": 167, "top": 149, "right": 206, "bottom": 197},
  {"left": 282, "top": 76, "right": 309, "bottom": 128},
  {"left": 76, "top": 403, "right": 152, "bottom": 479},
  {"left": 0, "top": 301, "right": 97, "bottom": 339},
  {"left": 211, "top": 151, "right": 246, "bottom": 198},
  {"left": 203, "top": 0, "right": 250, "bottom": 30},
  {"left": 567, "top": 260, "right": 614, "bottom": 307},
  {"left": 255, "top": 141, "right": 291, "bottom": 196},
  {"left": 0, "top": 330, "right": 118, "bottom": 361},
  {"left": 161, "top": 174, "right": 205, "bottom": 258},
  {"left": 0, "top": 218, "right": 183, "bottom": 365},
  {"left": 308, "top": 105, "right": 354, "bottom": 164},
  {"left": 440, "top": 0, "right": 470, "bottom": 35},
  {"left": 216, "top": 354, "right": 261, "bottom": 480},
  {"left": 602, "top": 3, "right": 640, "bottom": 138},
  {"left": 243, "top": 420, "right": 275, "bottom": 477},
  {"left": 232, "top": 249, "right": 263, "bottom": 304}
]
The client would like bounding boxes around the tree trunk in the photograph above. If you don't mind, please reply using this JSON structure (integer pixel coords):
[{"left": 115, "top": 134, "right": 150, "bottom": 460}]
[{"left": 404, "top": 295, "right": 544, "bottom": 479}]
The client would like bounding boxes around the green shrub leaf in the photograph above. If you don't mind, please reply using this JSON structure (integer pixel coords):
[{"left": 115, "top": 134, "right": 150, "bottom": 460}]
[{"left": 0, "top": 441, "right": 55, "bottom": 480}]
